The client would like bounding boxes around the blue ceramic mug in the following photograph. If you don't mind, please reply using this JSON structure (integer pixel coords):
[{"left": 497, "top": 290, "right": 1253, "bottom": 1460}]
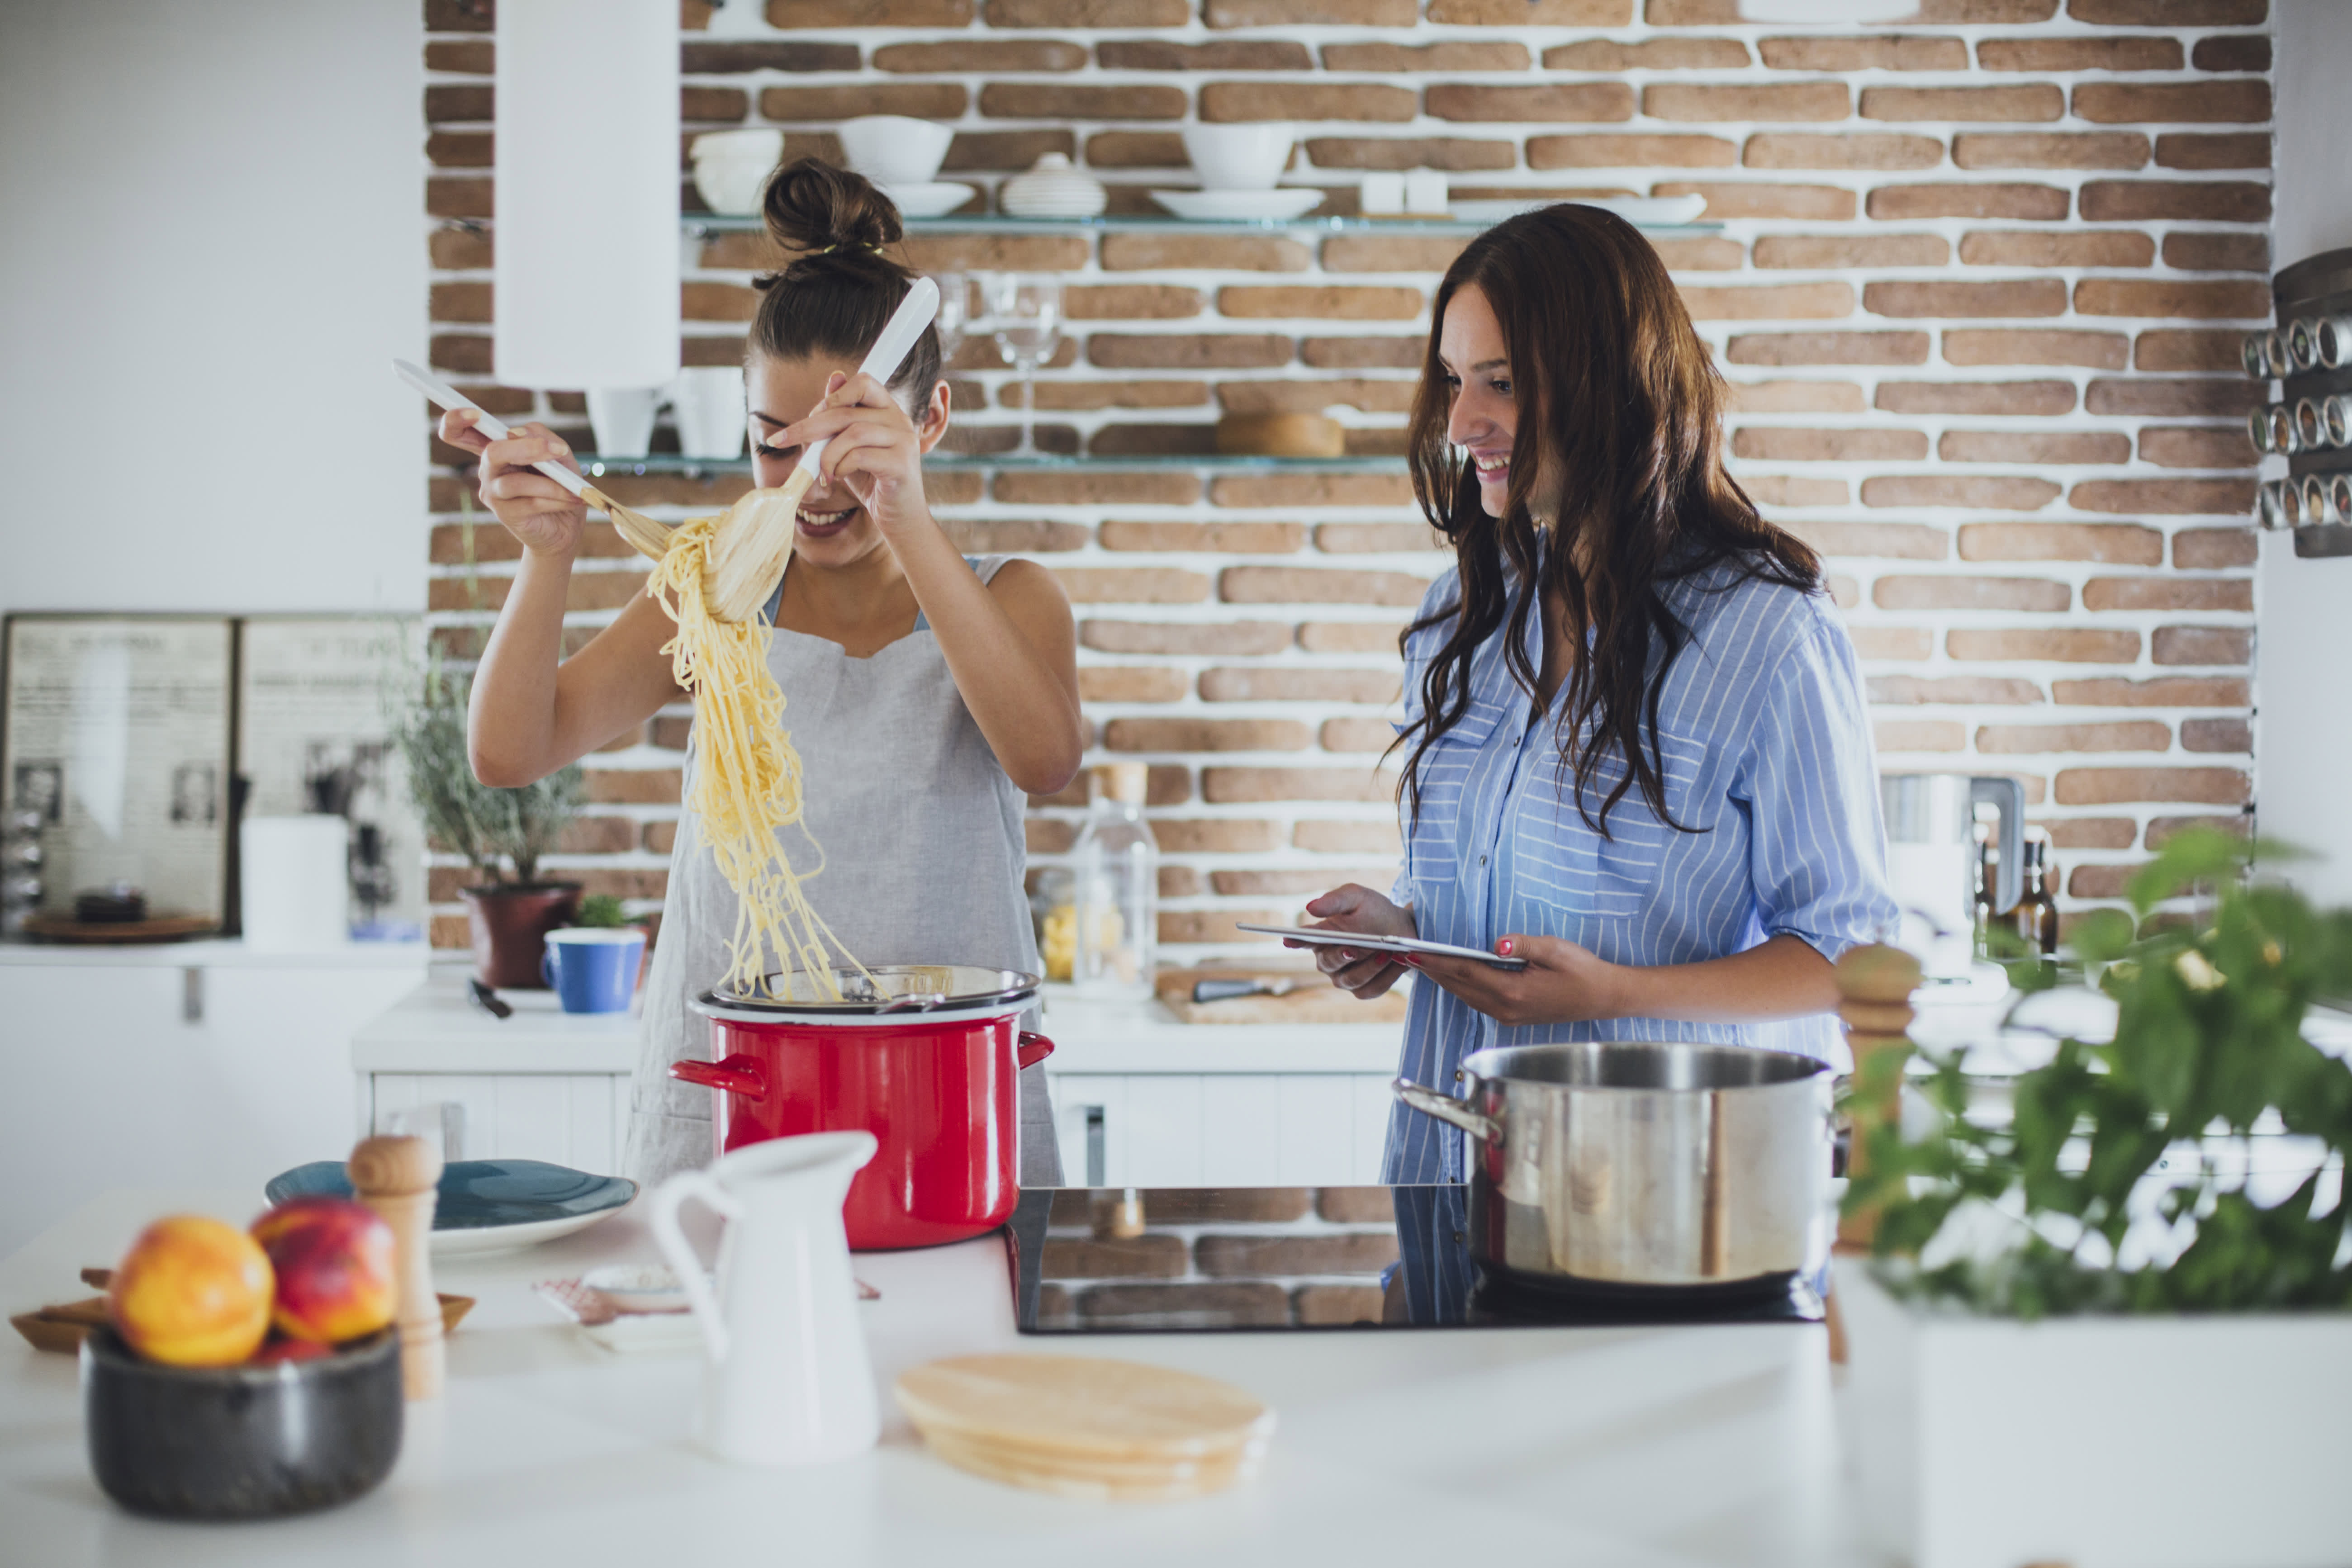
[{"left": 541, "top": 928, "right": 645, "bottom": 1014}]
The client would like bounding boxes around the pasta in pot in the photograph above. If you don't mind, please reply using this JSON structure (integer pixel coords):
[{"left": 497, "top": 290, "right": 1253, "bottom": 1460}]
[{"left": 648, "top": 510, "right": 866, "bottom": 1001}]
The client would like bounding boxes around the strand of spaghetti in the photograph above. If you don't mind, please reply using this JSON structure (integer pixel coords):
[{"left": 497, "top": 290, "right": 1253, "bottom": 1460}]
[{"left": 646, "top": 515, "right": 870, "bottom": 1001}]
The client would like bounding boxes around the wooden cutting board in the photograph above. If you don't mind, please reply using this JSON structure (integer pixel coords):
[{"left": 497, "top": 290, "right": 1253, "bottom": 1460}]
[
  {"left": 1153, "top": 965, "right": 1409, "bottom": 1025},
  {"left": 895, "top": 1353, "right": 1274, "bottom": 1460}
]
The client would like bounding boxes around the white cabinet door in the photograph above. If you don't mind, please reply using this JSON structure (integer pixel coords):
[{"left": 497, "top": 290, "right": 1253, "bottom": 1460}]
[
  {"left": 1045, "top": 1073, "right": 1392, "bottom": 1189},
  {"left": 367, "top": 1073, "right": 623, "bottom": 1173},
  {"left": 0, "top": 963, "right": 422, "bottom": 1256}
]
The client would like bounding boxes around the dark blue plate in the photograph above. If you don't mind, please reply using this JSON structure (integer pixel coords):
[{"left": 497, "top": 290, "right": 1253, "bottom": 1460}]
[{"left": 265, "top": 1159, "right": 637, "bottom": 1232}]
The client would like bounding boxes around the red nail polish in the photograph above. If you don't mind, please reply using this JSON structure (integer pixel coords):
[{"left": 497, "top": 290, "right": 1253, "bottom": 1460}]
[{"left": 1498, "top": 939, "right": 1513, "bottom": 956}]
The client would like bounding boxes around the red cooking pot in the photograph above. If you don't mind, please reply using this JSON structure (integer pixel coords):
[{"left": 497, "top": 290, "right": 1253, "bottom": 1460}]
[{"left": 673, "top": 964, "right": 1052, "bottom": 1251}]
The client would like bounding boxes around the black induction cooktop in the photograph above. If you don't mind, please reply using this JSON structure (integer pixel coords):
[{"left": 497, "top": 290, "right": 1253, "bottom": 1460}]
[{"left": 1006, "top": 1185, "right": 1824, "bottom": 1335}]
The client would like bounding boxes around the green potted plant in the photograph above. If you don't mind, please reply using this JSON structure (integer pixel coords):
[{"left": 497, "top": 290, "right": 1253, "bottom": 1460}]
[
  {"left": 389, "top": 655, "right": 584, "bottom": 988},
  {"left": 1836, "top": 827, "right": 2352, "bottom": 1568}
]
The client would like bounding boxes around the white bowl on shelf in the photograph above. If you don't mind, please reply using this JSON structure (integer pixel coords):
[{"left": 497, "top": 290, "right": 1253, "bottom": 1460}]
[
  {"left": 693, "top": 156, "right": 777, "bottom": 217},
  {"left": 1150, "top": 188, "right": 1327, "bottom": 222},
  {"left": 839, "top": 115, "right": 954, "bottom": 187}
]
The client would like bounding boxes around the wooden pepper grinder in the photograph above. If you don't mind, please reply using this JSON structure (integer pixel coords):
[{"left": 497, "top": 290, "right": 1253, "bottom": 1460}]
[
  {"left": 348, "top": 1134, "right": 443, "bottom": 1401},
  {"left": 1833, "top": 943, "right": 1924, "bottom": 1253}
]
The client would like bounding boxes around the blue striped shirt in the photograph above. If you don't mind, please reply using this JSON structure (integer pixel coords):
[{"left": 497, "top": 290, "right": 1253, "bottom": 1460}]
[{"left": 1384, "top": 557, "right": 1897, "bottom": 1185}]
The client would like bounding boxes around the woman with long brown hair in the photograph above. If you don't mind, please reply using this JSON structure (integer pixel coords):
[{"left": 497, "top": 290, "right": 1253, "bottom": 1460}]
[{"left": 1303, "top": 205, "right": 1896, "bottom": 1184}]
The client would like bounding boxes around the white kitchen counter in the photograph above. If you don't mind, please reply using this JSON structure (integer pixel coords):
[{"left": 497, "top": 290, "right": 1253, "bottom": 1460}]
[
  {"left": 0, "top": 1186, "right": 1875, "bottom": 1568},
  {"left": 350, "top": 966, "right": 1405, "bottom": 1078},
  {"left": 0, "top": 937, "right": 428, "bottom": 970}
]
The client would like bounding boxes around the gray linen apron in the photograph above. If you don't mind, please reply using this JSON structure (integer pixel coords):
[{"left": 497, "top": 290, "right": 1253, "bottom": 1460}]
[{"left": 621, "top": 553, "right": 1062, "bottom": 1189}]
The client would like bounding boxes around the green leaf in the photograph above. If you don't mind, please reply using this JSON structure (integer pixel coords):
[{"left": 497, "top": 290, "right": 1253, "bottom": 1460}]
[{"left": 2068, "top": 907, "right": 2137, "bottom": 964}]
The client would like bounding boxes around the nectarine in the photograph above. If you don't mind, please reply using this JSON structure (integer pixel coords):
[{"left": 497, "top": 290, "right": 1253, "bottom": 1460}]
[
  {"left": 250, "top": 1198, "right": 396, "bottom": 1344},
  {"left": 108, "top": 1215, "right": 274, "bottom": 1367}
]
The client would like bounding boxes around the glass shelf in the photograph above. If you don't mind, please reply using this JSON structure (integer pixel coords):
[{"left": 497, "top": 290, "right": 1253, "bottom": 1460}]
[
  {"left": 685, "top": 212, "right": 1721, "bottom": 239},
  {"left": 583, "top": 451, "right": 1409, "bottom": 479}
]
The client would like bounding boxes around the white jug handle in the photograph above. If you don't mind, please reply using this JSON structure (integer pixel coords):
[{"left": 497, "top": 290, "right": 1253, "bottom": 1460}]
[{"left": 647, "top": 1169, "right": 739, "bottom": 1364}]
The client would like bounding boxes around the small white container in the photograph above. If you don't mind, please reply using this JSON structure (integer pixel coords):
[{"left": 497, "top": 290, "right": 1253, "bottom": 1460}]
[
  {"left": 1360, "top": 172, "right": 1406, "bottom": 215},
  {"left": 692, "top": 156, "right": 776, "bottom": 217},
  {"left": 1404, "top": 169, "right": 1448, "bottom": 215},
  {"left": 240, "top": 816, "right": 349, "bottom": 951},
  {"left": 1837, "top": 1260, "right": 2352, "bottom": 1568},
  {"left": 1181, "top": 123, "right": 1295, "bottom": 191},
  {"left": 670, "top": 367, "right": 746, "bottom": 460},
  {"left": 586, "top": 388, "right": 660, "bottom": 459},
  {"left": 838, "top": 115, "right": 953, "bottom": 187}
]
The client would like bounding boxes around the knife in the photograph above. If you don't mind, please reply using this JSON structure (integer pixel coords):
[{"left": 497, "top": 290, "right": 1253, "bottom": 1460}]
[
  {"left": 1191, "top": 977, "right": 1299, "bottom": 1005},
  {"left": 468, "top": 978, "right": 513, "bottom": 1020}
]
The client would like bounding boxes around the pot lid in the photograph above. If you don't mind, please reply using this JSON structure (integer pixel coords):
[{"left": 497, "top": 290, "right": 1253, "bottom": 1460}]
[{"left": 692, "top": 963, "right": 1040, "bottom": 1018}]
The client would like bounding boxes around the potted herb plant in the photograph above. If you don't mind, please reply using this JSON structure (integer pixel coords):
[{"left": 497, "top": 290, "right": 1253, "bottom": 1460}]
[
  {"left": 1836, "top": 827, "right": 2352, "bottom": 1568},
  {"left": 389, "top": 656, "right": 584, "bottom": 988}
]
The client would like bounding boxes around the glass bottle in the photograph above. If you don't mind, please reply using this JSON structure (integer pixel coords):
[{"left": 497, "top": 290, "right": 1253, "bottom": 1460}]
[
  {"left": 1971, "top": 834, "right": 2001, "bottom": 959},
  {"left": 2012, "top": 838, "right": 2060, "bottom": 957},
  {"left": 1071, "top": 762, "right": 1157, "bottom": 999}
]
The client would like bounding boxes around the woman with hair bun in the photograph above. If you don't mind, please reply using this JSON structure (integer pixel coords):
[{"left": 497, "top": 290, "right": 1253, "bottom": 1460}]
[
  {"left": 439, "top": 160, "right": 1082, "bottom": 1188},
  {"left": 1299, "top": 205, "right": 1898, "bottom": 1185}
]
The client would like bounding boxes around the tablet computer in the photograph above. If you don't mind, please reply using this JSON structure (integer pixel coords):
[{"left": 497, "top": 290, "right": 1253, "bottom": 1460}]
[{"left": 1233, "top": 923, "right": 1531, "bottom": 971}]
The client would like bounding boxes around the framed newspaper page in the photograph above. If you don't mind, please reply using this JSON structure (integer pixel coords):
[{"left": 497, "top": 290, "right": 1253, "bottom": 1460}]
[
  {"left": 235, "top": 616, "right": 427, "bottom": 943},
  {"left": 1, "top": 614, "right": 236, "bottom": 932}
]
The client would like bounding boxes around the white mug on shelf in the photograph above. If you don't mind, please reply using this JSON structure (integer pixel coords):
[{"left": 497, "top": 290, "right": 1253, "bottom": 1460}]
[
  {"left": 671, "top": 367, "right": 748, "bottom": 461},
  {"left": 1404, "top": 169, "right": 1449, "bottom": 216},
  {"left": 585, "top": 388, "right": 661, "bottom": 460},
  {"left": 1181, "top": 123, "right": 1296, "bottom": 191},
  {"left": 1361, "top": 172, "right": 1406, "bottom": 216}
]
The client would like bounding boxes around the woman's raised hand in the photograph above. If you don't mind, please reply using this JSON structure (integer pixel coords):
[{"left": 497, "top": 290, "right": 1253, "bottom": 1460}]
[
  {"left": 780, "top": 370, "right": 933, "bottom": 543},
  {"left": 439, "top": 410, "right": 588, "bottom": 558},
  {"left": 1296, "top": 883, "right": 1418, "bottom": 1001}
]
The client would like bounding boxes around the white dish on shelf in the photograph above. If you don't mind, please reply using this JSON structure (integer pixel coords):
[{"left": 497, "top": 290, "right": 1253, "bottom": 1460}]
[
  {"left": 1149, "top": 188, "right": 1327, "bottom": 222},
  {"left": 1450, "top": 194, "right": 1710, "bottom": 227},
  {"left": 884, "top": 181, "right": 979, "bottom": 218}
]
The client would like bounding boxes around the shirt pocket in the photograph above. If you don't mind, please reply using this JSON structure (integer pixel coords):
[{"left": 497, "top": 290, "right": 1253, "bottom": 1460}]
[{"left": 1512, "top": 726, "right": 1704, "bottom": 920}]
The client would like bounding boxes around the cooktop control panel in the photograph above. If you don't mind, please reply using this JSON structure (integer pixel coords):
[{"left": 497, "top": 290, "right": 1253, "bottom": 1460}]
[{"left": 1006, "top": 1186, "right": 1824, "bottom": 1335}]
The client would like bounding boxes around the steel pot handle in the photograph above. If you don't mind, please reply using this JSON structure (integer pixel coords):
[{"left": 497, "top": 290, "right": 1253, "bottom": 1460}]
[
  {"left": 1016, "top": 1031, "right": 1055, "bottom": 1070},
  {"left": 1392, "top": 1077, "right": 1498, "bottom": 1143},
  {"left": 670, "top": 1054, "right": 769, "bottom": 1102}
]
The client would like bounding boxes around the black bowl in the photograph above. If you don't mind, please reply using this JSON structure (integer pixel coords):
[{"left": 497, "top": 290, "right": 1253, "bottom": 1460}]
[{"left": 81, "top": 1326, "right": 403, "bottom": 1519}]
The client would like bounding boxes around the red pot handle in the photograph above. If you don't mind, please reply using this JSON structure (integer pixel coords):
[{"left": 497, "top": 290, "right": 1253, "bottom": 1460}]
[
  {"left": 1016, "top": 1030, "right": 1055, "bottom": 1071},
  {"left": 669, "top": 1053, "right": 769, "bottom": 1102}
]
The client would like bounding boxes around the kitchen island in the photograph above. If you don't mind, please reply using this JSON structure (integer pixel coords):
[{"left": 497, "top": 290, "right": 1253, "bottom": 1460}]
[{"left": 0, "top": 1185, "right": 1874, "bottom": 1568}]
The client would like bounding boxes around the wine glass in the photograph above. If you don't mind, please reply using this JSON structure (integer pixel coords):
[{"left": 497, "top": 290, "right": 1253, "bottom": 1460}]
[{"left": 977, "top": 271, "right": 1062, "bottom": 457}]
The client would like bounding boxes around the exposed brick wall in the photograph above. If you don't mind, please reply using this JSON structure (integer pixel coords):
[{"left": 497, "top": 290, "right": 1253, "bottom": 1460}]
[{"left": 422, "top": 0, "right": 2268, "bottom": 954}]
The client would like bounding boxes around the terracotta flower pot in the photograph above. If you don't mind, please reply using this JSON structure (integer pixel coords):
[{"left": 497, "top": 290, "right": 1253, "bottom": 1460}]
[{"left": 460, "top": 882, "right": 580, "bottom": 990}]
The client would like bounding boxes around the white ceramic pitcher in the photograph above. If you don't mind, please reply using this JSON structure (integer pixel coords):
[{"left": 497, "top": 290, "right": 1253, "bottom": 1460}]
[{"left": 648, "top": 1130, "right": 880, "bottom": 1466}]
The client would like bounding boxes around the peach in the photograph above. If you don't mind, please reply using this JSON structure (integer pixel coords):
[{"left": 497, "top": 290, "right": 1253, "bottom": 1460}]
[
  {"left": 108, "top": 1215, "right": 274, "bottom": 1367},
  {"left": 249, "top": 1198, "right": 395, "bottom": 1345}
]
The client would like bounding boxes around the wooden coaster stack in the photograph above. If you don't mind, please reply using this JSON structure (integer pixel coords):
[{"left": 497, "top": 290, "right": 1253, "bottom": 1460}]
[{"left": 895, "top": 1354, "right": 1274, "bottom": 1502}]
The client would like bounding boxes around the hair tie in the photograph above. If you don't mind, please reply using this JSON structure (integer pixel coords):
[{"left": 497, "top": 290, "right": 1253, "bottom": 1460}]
[{"left": 808, "top": 242, "right": 886, "bottom": 256}]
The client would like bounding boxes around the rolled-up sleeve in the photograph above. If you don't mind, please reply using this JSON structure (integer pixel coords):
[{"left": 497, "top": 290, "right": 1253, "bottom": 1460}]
[{"left": 1736, "top": 616, "right": 1897, "bottom": 963}]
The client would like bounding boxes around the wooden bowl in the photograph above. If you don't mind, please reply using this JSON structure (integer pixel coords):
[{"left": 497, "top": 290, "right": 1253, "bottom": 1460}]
[
  {"left": 1214, "top": 413, "right": 1345, "bottom": 458},
  {"left": 81, "top": 1326, "right": 402, "bottom": 1518}
]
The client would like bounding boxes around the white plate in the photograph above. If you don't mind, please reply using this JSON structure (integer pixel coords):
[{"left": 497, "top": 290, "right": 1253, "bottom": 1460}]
[
  {"left": 1149, "top": 188, "right": 1328, "bottom": 222},
  {"left": 883, "top": 181, "right": 979, "bottom": 218},
  {"left": 429, "top": 1209, "right": 621, "bottom": 1256},
  {"left": 1449, "top": 194, "right": 1711, "bottom": 227},
  {"left": 1233, "top": 923, "right": 1531, "bottom": 971}
]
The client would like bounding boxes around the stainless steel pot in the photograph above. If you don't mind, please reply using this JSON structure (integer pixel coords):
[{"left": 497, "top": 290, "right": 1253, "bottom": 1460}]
[{"left": 1394, "top": 1041, "right": 1834, "bottom": 1294}]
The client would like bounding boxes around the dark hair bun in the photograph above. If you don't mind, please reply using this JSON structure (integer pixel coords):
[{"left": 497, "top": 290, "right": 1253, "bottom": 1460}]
[{"left": 763, "top": 157, "right": 904, "bottom": 261}]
